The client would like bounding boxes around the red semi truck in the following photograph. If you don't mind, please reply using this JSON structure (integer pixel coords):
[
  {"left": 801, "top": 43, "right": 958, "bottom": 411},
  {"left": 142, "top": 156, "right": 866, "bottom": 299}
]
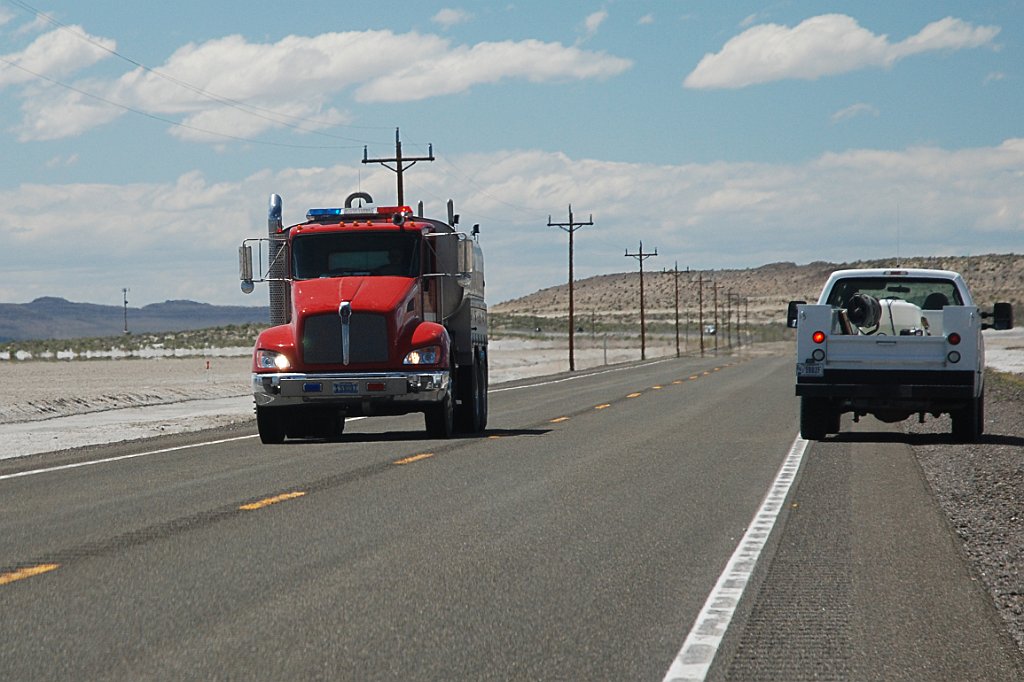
[{"left": 239, "top": 191, "right": 487, "bottom": 443}]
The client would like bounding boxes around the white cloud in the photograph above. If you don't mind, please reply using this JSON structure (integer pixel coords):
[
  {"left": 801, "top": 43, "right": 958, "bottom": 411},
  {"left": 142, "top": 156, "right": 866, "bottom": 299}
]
[
  {"left": 984, "top": 71, "right": 1005, "bottom": 85},
  {"left": 638, "top": 14, "right": 654, "bottom": 26},
  {"left": 0, "top": 26, "right": 115, "bottom": 88},
  {"left": 12, "top": 30, "right": 632, "bottom": 140},
  {"left": 355, "top": 39, "right": 632, "bottom": 102},
  {"left": 432, "top": 8, "right": 472, "bottom": 28},
  {"left": 2, "top": 141, "right": 1022, "bottom": 305},
  {"left": 830, "top": 102, "right": 880, "bottom": 124},
  {"left": 685, "top": 14, "right": 1000, "bottom": 89},
  {"left": 582, "top": 10, "right": 608, "bottom": 39}
]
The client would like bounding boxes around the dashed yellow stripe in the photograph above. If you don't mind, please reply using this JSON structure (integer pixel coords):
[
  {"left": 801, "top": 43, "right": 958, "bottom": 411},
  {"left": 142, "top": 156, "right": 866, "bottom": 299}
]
[
  {"left": 627, "top": 392, "right": 642, "bottom": 399},
  {"left": 0, "top": 563, "right": 59, "bottom": 586},
  {"left": 550, "top": 416, "right": 570, "bottom": 423},
  {"left": 595, "top": 404, "right": 611, "bottom": 410},
  {"left": 239, "top": 491, "right": 306, "bottom": 511},
  {"left": 394, "top": 453, "right": 434, "bottom": 465},
  {"left": 652, "top": 385, "right": 663, "bottom": 390}
]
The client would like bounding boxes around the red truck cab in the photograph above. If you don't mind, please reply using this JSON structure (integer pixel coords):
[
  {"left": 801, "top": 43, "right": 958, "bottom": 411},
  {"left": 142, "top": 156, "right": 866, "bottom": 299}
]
[{"left": 240, "top": 192, "right": 487, "bottom": 443}]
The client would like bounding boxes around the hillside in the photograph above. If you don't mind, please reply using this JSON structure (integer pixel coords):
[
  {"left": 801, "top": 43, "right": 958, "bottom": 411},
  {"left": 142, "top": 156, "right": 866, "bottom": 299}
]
[
  {"left": 492, "top": 254, "right": 1024, "bottom": 328},
  {"left": 0, "top": 298, "right": 269, "bottom": 342}
]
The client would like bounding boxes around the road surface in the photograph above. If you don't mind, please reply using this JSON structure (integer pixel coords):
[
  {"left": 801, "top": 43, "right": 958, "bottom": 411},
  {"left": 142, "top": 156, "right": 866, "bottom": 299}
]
[{"left": 1, "top": 354, "right": 1020, "bottom": 680}]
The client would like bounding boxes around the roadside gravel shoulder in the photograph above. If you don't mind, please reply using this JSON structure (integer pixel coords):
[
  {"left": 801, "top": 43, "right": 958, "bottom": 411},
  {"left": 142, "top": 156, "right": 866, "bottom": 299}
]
[{"left": 907, "top": 370, "right": 1024, "bottom": 654}]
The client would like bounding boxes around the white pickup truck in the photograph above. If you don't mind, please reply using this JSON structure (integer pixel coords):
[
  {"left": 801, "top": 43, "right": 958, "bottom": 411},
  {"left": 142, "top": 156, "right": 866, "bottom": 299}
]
[{"left": 787, "top": 268, "right": 1014, "bottom": 442}]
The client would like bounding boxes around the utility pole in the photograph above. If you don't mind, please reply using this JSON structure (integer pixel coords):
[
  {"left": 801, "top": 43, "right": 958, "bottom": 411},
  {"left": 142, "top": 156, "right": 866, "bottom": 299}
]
[
  {"left": 666, "top": 263, "right": 682, "bottom": 358},
  {"left": 549, "top": 205, "right": 593, "bottom": 371},
  {"left": 697, "top": 272, "right": 705, "bottom": 357},
  {"left": 625, "top": 241, "right": 657, "bottom": 360},
  {"left": 362, "top": 127, "right": 434, "bottom": 205},
  {"left": 725, "top": 289, "right": 733, "bottom": 350},
  {"left": 122, "top": 288, "right": 130, "bottom": 335},
  {"left": 712, "top": 282, "right": 721, "bottom": 354}
]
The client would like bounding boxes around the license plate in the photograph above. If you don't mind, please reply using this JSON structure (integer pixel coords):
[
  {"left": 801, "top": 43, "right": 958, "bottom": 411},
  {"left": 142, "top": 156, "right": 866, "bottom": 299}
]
[
  {"left": 332, "top": 382, "right": 358, "bottom": 394},
  {"left": 797, "top": 362, "right": 824, "bottom": 378}
]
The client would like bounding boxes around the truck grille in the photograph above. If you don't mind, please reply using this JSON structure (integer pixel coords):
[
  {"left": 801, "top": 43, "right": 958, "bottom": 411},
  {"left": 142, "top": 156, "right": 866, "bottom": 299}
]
[{"left": 302, "top": 313, "right": 389, "bottom": 364}]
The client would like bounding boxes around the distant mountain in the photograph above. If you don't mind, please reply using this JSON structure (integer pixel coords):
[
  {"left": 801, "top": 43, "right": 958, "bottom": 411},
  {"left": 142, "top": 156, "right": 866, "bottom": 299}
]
[
  {"left": 0, "top": 298, "right": 270, "bottom": 342},
  {"left": 492, "top": 253, "right": 1024, "bottom": 326}
]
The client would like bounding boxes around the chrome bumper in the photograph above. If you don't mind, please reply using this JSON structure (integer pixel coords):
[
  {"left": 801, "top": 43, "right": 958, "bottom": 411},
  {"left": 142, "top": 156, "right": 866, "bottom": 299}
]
[{"left": 252, "top": 371, "right": 450, "bottom": 408}]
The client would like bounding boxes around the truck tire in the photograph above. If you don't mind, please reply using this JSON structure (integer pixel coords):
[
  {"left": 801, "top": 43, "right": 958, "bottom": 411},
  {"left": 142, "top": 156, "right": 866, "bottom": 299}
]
[
  {"left": 800, "top": 398, "right": 830, "bottom": 441},
  {"left": 321, "top": 411, "right": 346, "bottom": 441},
  {"left": 951, "top": 394, "right": 984, "bottom": 443},
  {"left": 256, "top": 405, "right": 286, "bottom": 444},
  {"left": 455, "top": 352, "right": 488, "bottom": 433},
  {"left": 425, "top": 391, "right": 454, "bottom": 438}
]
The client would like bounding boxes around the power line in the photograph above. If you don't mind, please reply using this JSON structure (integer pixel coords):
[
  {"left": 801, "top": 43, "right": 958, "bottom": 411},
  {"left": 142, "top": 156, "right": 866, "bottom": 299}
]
[
  {"left": 3, "top": 0, "right": 392, "bottom": 142},
  {"left": 0, "top": 55, "right": 363, "bottom": 149}
]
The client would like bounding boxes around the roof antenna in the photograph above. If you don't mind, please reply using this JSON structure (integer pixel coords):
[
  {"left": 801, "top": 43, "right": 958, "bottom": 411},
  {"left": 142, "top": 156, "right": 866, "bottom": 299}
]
[{"left": 896, "top": 199, "right": 901, "bottom": 267}]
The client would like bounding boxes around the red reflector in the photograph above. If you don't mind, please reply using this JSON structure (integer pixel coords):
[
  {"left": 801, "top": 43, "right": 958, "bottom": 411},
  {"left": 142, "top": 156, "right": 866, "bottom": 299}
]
[
  {"left": 812, "top": 331, "right": 826, "bottom": 344},
  {"left": 947, "top": 332, "right": 961, "bottom": 346},
  {"left": 367, "top": 382, "right": 386, "bottom": 392}
]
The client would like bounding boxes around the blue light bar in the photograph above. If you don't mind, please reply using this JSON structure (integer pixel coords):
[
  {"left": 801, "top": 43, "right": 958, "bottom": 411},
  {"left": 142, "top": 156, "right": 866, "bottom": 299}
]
[{"left": 306, "top": 208, "right": 344, "bottom": 219}]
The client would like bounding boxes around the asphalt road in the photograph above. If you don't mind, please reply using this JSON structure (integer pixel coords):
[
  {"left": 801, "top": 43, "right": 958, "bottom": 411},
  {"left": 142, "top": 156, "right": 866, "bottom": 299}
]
[{"left": 1, "top": 354, "right": 1021, "bottom": 680}]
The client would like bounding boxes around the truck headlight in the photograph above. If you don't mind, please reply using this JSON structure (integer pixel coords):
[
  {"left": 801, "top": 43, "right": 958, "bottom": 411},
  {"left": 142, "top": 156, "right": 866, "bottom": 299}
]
[
  {"left": 256, "top": 350, "right": 291, "bottom": 371},
  {"left": 403, "top": 346, "right": 441, "bottom": 365}
]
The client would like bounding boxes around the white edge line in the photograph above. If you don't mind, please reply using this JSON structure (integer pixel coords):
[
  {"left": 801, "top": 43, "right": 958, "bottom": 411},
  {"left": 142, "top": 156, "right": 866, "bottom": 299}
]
[
  {"left": 0, "top": 417, "right": 370, "bottom": 481},
  {"left": 662, "top": 435, "right": 810, "bottom": 682},
  {"left": 0, "top": 435, "right": 257, "bottom": 481},
  {"left": 491, "top": 357, "right": 675, "bottom": 393}
]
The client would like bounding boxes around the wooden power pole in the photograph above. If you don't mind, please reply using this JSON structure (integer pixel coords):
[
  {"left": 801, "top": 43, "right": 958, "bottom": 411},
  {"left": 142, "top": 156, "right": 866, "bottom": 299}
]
[
  {"left": 549, "top": 206, "right": 593, "bottom": 371},
  {"left": 625, "top": 241, "right": 657, "bottom": 360},
  {"left": 362, "top": 128, "right": 434, "bottom": 205}
]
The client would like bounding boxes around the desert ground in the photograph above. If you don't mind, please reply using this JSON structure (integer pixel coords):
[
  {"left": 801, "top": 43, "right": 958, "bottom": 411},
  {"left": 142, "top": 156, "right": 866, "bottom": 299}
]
[{"left": 0, "top": 330, "right": 1022, "bottom": 460}]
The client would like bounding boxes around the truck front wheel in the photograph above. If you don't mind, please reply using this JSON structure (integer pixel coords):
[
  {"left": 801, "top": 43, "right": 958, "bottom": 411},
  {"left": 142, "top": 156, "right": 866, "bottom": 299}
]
[
  {"left": 256, "top": 405, "right": 286, "bottom": 444},
  {"left": 425, "top": 392, "right": 454, "bottom": 438}
]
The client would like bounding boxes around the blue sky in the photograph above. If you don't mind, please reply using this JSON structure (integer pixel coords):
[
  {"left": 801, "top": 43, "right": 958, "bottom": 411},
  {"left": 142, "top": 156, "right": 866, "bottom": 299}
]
[{"left": 1, "top": 1, "right": 1021, "bottom": 307}]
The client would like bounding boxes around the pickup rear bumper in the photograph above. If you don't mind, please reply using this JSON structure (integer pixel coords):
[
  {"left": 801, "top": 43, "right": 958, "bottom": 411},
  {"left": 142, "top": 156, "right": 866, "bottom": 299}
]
[
  {"left": 253, "top": 370, "right": 450, "bottom": 412},
  {"left": 796, "top": 368, "right": 977, "bottom": 400}
]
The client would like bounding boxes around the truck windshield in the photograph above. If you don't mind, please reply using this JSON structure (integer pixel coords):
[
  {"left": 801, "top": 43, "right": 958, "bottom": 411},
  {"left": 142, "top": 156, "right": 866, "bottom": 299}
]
[
  {"left": 291, "top": 232, "right": 420, "bottom": 279},
  {"left": 826, "top": 278, "right": 963, "bottom": 310}
]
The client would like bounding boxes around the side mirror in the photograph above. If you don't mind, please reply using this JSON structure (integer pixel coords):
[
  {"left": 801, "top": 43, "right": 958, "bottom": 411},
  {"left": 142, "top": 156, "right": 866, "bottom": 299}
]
[
  {"left": 993, "top": 302, "right": 1014, "bottom": 330},
  {"left": 239, "top": 244, "right": 254, "bottom": 294},
  {"left": 457, "top": 237, "right": 474, "bottom": 286},
  {"left": 786, "top": 300, "right": 806, "bottom": 328}
]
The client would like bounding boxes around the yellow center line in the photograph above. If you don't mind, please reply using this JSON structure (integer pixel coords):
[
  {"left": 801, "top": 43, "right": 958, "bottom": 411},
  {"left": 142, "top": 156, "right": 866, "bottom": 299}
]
[
  {"left": 627, "top": 392, "right": 642, "bottom": 398},
  {"left": 394, "top": 453, "right": 434, "bottom": 465},
  {"left": 239, "top": 491, "right": 306, "bottom": 511},
  {"left": 652, "top": 385, "right": 663, "bottom": 390},
  {"left": 595, "top": 403, "right": 611, "bottom": 410},
  {"left": 550, "top": 416, "right": 570, "bottom": 423},
  {"left": 689, "top": 375, "right": 700, "bottom": 380},
  {"left": 0, "top": 563, "right": 60, "bottom": 586},
  {"left": 672, "top": 380, "right": 684, "bottom": 385}
]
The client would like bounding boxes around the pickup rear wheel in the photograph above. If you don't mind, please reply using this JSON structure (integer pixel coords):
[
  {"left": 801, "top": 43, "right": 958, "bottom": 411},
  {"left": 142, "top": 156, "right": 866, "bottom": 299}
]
[
  {"left": 951, "top": 394, "right": 984, "bottom": 443},
  {"left": 800, "top": 398, "right": 833, "bottom": 441},
  {"left": 256, "top": 405, "right": 286, "bottom": 444}
]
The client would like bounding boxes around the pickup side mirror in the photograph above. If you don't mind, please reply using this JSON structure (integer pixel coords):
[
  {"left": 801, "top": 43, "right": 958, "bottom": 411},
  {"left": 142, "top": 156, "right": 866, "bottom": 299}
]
[
  {"left": 786, "top": 300, "right": 806, "bottom": 328},
  {"left": 992, "top": 302, "right": 1014, "bottom": 330}
]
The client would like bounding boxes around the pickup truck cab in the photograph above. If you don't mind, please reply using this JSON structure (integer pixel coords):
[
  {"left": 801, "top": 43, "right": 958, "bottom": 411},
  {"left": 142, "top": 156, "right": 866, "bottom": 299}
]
[{"left": 788, "top": 268, "right": 1013, "bottom": 441}]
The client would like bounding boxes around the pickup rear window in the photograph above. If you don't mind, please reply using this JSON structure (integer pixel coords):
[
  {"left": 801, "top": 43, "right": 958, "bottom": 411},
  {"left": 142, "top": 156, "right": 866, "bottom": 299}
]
[{"left": 825, "top": 278, "right": 963, "bottom": 310}]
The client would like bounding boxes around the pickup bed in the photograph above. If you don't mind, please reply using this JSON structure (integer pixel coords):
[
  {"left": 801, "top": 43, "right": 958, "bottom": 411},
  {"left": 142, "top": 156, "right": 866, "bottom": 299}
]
[{"left": 788, "top": 268, "right": 1013, "bottom": 441}]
